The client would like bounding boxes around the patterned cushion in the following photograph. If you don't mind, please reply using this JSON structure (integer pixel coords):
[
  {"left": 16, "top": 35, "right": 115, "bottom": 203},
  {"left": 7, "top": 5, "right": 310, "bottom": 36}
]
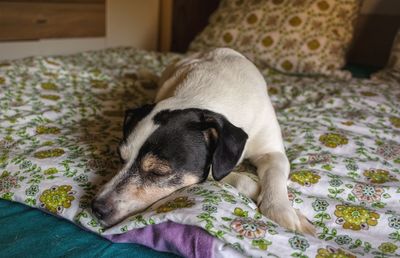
[
  {"left": 189, "top": 0, "right": 362, "bottom": 78},
  {"left": 372, "top": 29, "right": 400, "bottom": 83}
]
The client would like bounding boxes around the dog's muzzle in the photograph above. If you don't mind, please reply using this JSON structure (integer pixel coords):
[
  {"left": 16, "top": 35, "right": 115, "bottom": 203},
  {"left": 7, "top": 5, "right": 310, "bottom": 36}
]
[{"left": 91, "top": 198, "right": 114, "bottom": 222}]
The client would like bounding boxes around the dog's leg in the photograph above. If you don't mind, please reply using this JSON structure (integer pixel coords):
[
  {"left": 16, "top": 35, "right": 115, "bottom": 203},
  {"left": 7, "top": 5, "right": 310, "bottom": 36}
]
[
  {"left": 220, "top": 172, "right": 260, "bottom": 201},
  {"left": 251, "top": 152, "right": 315, "bottom": 235}
]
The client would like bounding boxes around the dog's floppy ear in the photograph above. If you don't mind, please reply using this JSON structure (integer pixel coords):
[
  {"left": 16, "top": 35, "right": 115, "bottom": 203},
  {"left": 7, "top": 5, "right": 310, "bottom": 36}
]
[
  {"left": 123, "top": 104, "right": 155, "bottom": 139},
  {"left": 202, "top": 112, "right": 248, "bottom": 181}
]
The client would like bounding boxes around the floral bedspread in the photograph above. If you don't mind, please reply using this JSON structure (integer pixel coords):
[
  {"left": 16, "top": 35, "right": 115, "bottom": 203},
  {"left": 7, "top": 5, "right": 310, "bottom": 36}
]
[{"left": 0, "top": 48, "right": 399, "bottom": 258}]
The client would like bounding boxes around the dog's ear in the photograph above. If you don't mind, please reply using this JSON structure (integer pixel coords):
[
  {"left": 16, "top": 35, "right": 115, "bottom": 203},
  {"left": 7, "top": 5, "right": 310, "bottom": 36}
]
[
  {"left": 201, "top": 112, "right": 248, "bottom": 181},
  {"left": 123, "top": 104, "right": 155, "bottom": 139}
]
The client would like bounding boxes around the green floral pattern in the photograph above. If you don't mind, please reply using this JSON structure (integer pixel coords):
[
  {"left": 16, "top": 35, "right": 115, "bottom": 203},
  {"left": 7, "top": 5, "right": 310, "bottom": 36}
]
[
  {"left": 231, "top": 217, "right": 268, "bottom": 239},
  {"left": 39, "top": 185, "right": 75, "bottom": 214},
  {"left": 0, "top": 171, "right": 19, "bottom": 194},
  {"left": 319, "top": 133, "right": 349, "bottom": 148},
  {"left": 334, "top": 205, "right": 380, "bottom": 231},
  {"left": 363, "top": 169, "right": 398, "bottom": 184},
  {"left": 316, "top": 246, "right": 356, "bottom": 258},
  {"left": 0, "top": 47, "right": 399, "bottom": 257},
  {"left": 290, "top": 169, "right": 321, "bottom": 186},
  {"left": 156, "top": 196, "right": 195, "bottom": 213}
]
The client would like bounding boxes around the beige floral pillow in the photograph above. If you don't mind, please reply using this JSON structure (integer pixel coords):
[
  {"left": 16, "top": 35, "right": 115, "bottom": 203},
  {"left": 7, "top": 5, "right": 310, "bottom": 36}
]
[
  {"left": 189, "top": 0, "right": 362, "bottom": 78},
  {"left": 372, "top": 29, "right": 400, "bottom": 83}
]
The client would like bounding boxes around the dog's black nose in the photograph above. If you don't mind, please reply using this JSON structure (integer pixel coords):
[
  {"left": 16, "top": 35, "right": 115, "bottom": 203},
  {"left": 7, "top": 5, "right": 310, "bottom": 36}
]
[{"left": 91, "top": 199, "right": 113, "bottom": 220}]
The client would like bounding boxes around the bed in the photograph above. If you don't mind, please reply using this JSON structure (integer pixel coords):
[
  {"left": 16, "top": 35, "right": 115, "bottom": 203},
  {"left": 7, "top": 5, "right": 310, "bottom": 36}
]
[{"left": 0, "top": 46, "right": 399, "bottom": 257}]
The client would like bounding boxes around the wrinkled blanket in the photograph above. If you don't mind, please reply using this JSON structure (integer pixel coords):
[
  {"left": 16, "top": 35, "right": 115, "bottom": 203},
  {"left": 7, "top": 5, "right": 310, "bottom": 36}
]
[{"left": 0, "top": 48, "right": 399, "bottom": 258}]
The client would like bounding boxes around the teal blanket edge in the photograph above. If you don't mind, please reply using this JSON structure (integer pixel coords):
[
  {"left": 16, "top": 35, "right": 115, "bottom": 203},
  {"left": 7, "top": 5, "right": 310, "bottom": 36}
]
[{"left": 0, "top": 199, "right": 179, "bottom": 258}]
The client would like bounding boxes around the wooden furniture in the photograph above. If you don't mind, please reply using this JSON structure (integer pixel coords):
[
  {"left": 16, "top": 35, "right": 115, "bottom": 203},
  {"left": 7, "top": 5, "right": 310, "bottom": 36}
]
[{"left": 0, "top": 0, "right": 105, "bottom": 41}]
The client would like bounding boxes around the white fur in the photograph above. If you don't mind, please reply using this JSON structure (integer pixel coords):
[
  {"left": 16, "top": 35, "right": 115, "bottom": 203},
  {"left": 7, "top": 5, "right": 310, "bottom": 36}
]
[{"left": 155, "top": 48, "right": 315, "bottom": 235}]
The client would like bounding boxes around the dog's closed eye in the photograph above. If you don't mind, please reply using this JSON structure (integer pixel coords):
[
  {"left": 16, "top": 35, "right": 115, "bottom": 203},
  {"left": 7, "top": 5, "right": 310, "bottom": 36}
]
[
  {"left": 141, "top": 154, "right": 172, "bottom": 176},
  {"left": 148, "top": 168, "right": 171, "bottom": 177}
]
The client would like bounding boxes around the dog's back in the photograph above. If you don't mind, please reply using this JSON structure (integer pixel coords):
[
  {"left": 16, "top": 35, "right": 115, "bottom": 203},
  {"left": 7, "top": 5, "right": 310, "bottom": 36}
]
[{"left": 155, "top": 48, "right": 282, "bottom": 156}]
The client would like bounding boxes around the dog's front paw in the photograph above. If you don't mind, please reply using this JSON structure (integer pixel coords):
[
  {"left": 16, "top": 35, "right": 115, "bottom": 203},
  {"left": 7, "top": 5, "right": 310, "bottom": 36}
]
[{"left": 259, "top": 201, "right": 316, "bottom": 236}]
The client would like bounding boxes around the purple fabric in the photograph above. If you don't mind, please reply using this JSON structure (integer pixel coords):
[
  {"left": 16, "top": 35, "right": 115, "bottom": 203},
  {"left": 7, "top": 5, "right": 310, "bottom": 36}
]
[{"left": 105, "top": 221, "right": 214, "bottom": 258}]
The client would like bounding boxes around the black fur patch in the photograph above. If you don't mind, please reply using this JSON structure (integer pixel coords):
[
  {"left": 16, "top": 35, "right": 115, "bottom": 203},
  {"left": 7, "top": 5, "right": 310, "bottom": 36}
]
[{"left": 118, "top": 107, "right": 248, "bottom": 191}]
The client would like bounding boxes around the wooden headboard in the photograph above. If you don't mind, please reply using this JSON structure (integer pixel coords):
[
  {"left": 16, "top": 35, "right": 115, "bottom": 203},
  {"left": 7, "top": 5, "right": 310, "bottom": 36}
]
[
  {"left": 169, "top": 0, "right": 400, "bottom": 67},
  {"left": 0, "top": 0, "right": 105, "bottom": 41}
]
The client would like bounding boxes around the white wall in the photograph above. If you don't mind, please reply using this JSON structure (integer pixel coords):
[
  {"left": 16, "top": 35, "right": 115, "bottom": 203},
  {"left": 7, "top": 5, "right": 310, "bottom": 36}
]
[
  {"left": 107, "top": 0, "right": 159, "bottom": 49},
  {"left": 0, "top": 0, "right": 160, "bottom": 61}
]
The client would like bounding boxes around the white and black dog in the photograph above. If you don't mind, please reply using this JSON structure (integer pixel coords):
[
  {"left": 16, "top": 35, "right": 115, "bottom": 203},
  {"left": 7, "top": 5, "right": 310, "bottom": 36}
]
[{"left": 92, "top": 48, "right": 315, "bottom": 235}]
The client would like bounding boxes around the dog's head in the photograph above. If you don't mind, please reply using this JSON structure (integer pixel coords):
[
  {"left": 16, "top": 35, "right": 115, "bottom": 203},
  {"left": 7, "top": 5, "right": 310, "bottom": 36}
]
[{"left": 91, "top": 104, "right": 248, "bottom": 226}]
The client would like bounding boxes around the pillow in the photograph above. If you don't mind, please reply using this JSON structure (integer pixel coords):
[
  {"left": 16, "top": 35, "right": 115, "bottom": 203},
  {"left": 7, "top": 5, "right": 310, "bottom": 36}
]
[
  {"left": 371, "top": 29, "right": 400, "bottom": 83},
  {"left": 189, "top": 0, "right": 362, "bottom": 78}
]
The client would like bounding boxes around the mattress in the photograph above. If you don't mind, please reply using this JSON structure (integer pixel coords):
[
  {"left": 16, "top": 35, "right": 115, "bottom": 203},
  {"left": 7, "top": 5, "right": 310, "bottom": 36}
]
[{"left": 0, "top": 47, "right": 399, "bottom": 257}]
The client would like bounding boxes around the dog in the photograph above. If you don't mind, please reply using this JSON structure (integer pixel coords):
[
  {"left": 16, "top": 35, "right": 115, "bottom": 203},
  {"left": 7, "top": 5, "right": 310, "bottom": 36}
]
[{"left": 91, "top": 48, "right": 315, "bottom": 235}]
